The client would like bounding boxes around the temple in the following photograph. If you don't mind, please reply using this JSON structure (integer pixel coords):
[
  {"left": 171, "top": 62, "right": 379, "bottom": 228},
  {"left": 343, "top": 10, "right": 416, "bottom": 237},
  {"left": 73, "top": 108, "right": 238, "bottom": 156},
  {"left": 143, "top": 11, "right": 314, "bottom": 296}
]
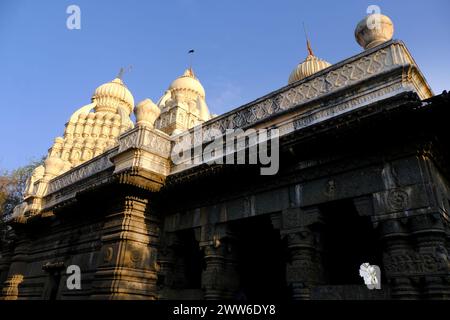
[{"left": 1, "top": 13, "right": 449, "bottom": 300}]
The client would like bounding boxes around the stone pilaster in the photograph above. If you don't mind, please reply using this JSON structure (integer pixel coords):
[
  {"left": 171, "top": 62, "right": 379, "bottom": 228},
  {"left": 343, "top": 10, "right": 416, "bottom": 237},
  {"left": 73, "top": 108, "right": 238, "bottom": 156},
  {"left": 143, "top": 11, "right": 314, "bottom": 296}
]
[
  {"left": 91, "top": 194, "right": 160, "bottom": 299},
  {"left": 379, "top": 209, "right": 450, "bottom": 299},
  {"left": 281, "top": 207, "right": 325, "bottom": 300},
  {"left": 410, "top": 214, "right": 450, "bottom": 299},
  {"left": 0, "top": 234, "right": 13, "bottom": 293},
  {"left": 157, "top": 232, "right": 184, "bottom": 297},
  {"left": 284, "top": 227, "right": 325, "bottom": 299},
  {"left": 0, "top": 234, "right": 30, "bottom": 300},
  {"left": 380, "top": 219, "right": 420, "bottom": 299},
  {"left": 199, "top": 224, "right": 239, "bottom": 300}
]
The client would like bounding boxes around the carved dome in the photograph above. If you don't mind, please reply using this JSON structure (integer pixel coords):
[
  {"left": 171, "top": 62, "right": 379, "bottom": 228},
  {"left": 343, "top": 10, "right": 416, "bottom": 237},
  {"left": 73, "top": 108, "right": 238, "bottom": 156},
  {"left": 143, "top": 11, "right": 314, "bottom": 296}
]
[
  {"left": 92, "top": 78, "right": 134, "bottom": 115},
  {"left": 288, "top": 43, "right": 331, "bottom": 84},
  {"left": 169, "top": 68, "right": 205, "bottom": 98}
]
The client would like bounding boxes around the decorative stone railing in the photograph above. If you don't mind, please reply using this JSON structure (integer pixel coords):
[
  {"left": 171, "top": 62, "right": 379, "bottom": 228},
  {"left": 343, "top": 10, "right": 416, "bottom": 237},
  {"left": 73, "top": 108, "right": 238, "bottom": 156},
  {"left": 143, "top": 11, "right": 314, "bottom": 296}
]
[
  {"left": 112, "top": 126, "right": 172, "bottom": 177},
  {"left": 117, "top": 126, "right": 171, "bottom": 158}
]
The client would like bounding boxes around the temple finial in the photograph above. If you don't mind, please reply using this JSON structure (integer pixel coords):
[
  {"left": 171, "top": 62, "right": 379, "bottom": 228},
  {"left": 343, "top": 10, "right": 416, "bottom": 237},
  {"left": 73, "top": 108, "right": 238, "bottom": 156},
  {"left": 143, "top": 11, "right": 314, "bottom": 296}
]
[
  {"left": 303, "top": 22, "right": 314, "bottom": 56},
  {"left": 188, "top": 49, "right": 195, "bottom": 70},
  {"left": 117, "top": 65, "right": 132, "bottom": 80},
  {"left": 117, "top": 67, "right": 124, "bottom": 79}
]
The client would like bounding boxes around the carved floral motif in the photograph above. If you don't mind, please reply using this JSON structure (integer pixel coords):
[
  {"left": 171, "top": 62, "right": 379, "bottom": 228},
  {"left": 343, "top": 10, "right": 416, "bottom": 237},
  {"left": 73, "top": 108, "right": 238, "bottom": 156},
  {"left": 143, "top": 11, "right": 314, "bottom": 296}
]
[{"left": 383, "top": 251, "right": 450, "bottom": 276}]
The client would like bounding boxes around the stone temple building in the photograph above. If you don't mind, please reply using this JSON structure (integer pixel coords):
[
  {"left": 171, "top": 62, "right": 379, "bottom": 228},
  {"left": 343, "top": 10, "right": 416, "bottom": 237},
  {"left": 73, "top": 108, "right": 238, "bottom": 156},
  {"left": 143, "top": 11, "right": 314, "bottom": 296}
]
[{"left": 1, "top": 13, "right": 449, "bottom": 300}]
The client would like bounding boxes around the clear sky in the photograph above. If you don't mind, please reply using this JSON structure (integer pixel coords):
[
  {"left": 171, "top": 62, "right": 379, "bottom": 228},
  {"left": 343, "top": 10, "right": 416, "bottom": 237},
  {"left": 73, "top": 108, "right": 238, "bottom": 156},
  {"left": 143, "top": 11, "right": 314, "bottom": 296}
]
[{"left": 0, "top": 0, "right": 449, "bottom": 170}]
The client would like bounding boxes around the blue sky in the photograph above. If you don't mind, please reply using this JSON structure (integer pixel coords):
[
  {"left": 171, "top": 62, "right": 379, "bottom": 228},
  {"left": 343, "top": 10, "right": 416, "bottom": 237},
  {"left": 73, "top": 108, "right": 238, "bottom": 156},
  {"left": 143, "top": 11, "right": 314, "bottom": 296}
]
[{"left": 1, "top": 0, "right": 449, "bottom": 170}]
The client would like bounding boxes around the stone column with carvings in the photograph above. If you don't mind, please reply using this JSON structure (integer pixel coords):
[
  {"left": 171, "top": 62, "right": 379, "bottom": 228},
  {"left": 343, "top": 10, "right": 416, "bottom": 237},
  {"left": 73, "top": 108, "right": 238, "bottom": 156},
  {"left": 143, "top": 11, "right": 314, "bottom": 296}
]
[
  {"left": 0, "top": 233, "right": 13, "bottom": 294},
  {"left": 91, "top": 194, "right": 160, "bottom": 299},
  {"left": 379, "top": 219, "right": 421, "bottom": 299},
  {"left": 281, "top": 207, "right": 325, "bottom": 300},
  {"left": 410, "top": 214, "right": 450, "bottom": 299},
  {"left": 0, "top": 233, "right": 30, "bottom": 300},
  {"left": 374, "top": 175, "right": 450, "bottom": 298},
  {"left": 200, "top": 224, "right": 239, "bottom": 300},
  {"left": 90, "top": 124, "right": 171, "bottom": 299},
  {"left": 380, "top": 214, "right": 450, "bottom": 300},
  {"left": 157, "top": 232, "right": 187, "bottom": 298}
]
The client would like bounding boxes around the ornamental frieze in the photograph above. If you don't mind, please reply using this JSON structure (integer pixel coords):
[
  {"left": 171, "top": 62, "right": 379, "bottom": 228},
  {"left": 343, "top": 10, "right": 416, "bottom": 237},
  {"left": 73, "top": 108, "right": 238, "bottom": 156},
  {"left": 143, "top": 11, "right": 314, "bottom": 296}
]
[
  {"left": 383, "top": 250, "right": 450, "bottom": 277},
  {"left": 47, "top": 150, "right": 116, "bottom": 194}
]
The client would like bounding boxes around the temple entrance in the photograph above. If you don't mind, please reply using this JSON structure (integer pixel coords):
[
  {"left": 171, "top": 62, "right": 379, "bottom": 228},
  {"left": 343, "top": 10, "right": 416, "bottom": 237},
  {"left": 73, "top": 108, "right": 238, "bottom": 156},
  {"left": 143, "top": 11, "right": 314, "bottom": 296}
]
[
  {"left": 316, "top": 199, "right": 386, "bottom": 298},
  {"left": 179, "top": 229, "right": 204, "bottom": 289},
  {"left": 232, "top": 215, "right": 288, "bottom": 301},
  {"left": 158, "top": 229, "right": 204, "bottom": 299}
]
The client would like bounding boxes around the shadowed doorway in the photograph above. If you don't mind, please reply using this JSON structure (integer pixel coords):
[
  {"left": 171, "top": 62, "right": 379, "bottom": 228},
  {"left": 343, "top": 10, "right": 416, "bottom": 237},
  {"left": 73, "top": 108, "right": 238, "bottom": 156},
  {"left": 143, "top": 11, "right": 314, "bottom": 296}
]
[
  {"left": 232, "top": 215, "right": 288, "bottom": 301},
  {"left": 319, "top": 199, "right": 384, "bottom": 286}
]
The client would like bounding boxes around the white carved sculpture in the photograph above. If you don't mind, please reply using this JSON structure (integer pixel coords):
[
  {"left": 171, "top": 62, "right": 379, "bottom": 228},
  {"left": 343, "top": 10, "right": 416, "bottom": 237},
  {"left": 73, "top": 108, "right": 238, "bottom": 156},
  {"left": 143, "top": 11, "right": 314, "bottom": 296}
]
[{"left": 359, "top": 263, "right": 381, "bottom": 290}]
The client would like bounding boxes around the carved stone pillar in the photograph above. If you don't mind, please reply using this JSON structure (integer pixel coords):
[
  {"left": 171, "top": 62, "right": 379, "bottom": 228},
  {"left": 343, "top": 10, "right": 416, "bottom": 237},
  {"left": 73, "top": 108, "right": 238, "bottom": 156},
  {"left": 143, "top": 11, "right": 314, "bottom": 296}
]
[
  {"left": 379, "top": 211, "right": 450, "bottom": 299},
  {"left": 410, "top": 214, "right": 450, "bottom": 299},
  {"left": 157, "top": 233, "right": 178, "bottom": 289},
  {"left": 0, "top": 234, "right": 30, "bottom": 300},
  {"left": 284, "top": 228, "right": 325, "bottom": 299},
  {"left": 0, "top": 236, "right": 13, "bottom": 293},
  {"left": 199, "top": 224, "right": 239, "bottom": 300},
  {"left": 380, "top": 219, "right": 421, "bottom": 299},
  {"left": 90, "top": 125, "right": 169, "bottom": 299},
  {"left": 281, "top": 207, "right": 325, "bottom": 300},
  {"left": 157, "top": 232, "right": 186, "bottom": 298},
  {"left": 373, "top": 161, "right": 450, "bottom": 299},
  {"left": 91, "top": 194, "right": 160, "bottom": 300}
]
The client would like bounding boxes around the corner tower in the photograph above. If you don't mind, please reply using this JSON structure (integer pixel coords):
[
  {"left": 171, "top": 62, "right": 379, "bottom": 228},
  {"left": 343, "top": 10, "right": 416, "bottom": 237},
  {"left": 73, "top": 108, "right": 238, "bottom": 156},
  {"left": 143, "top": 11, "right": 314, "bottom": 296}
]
[{"left": 155, "top": 68, "right": 211, "bottom": 135}]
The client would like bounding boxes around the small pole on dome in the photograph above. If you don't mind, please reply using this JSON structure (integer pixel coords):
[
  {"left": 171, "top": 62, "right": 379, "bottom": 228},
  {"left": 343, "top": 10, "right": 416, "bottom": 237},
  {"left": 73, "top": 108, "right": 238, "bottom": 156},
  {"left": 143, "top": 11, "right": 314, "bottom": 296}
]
[
  {"left": 117, "top": 65, "right": 132, "bottom": 80},
  {"left": 188, "top": 49, "right": 195, "bottom": 74},
  {"left": 303, "top": 22, "right": 314, "bottom": 56},
  {"left": 117, "top": 67, "right": 124, "bottom": 79}
]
